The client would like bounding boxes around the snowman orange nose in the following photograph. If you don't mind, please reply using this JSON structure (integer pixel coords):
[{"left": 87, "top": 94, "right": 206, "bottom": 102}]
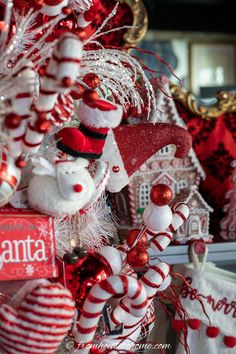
[{"left": 73, "top": 184, "right": 83, "bottom": 192}]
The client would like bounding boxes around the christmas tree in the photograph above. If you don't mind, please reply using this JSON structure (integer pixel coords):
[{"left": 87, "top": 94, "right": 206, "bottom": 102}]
[{"left": 0, "top": 1, "right": 194, "bottom": 353}]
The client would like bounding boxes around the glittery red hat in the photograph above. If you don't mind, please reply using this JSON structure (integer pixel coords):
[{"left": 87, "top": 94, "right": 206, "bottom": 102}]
[{"left": 102, "top": 123, "right": 192, "bottom": 193}]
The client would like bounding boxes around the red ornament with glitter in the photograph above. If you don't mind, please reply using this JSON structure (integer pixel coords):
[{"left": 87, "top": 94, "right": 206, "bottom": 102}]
[
  {"left": 126, "top": 228, "right": 148, "bottom": 248},
  {"left": 150, "top": 183, "right": 173, "bottom": 206},
  {"left": 58, "top": 246, "right": 122, "bottom": 310},
  {"left": 126, "top": 246, "right": 149, "bottom": 269}
]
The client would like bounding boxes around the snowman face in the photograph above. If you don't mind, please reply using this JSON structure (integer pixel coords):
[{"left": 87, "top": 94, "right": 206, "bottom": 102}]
[{"left": 56, "top": 161, "right": 95, "bottom": 205}]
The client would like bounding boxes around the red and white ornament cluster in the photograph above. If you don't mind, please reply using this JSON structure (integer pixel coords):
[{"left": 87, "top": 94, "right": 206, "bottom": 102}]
[{"left": 121, "top": 184, "right": 189, "bottom": 270}]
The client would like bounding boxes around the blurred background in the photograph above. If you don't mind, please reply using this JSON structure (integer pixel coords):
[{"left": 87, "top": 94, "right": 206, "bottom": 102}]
[{"left": 138, "top": 0, "right": 236, "bottom": 97}]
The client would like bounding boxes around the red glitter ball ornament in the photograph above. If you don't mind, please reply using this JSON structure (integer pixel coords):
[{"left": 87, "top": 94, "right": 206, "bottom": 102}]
[
  {"left": 62, "top": 77, "right": 73, "bottom": 88},
  {"left": 83, "top": 73, "right": 100, "bottom": 89},
  {"left": 126, "top": 246, "right": 149, "bottom": 268},
  {"left": 112, "top": 165, "right": 120, "bottom": 173},
  {"left": 4, "top": 113, "right": 21, "bottom": 129},
  {"left": 57, "top": 251, "right": 113, "bottom": 311},
  {"left": 126, "top": 229, "right": 148, "bottom": 248},
  {"left": 61, "top": 6, "right": 72, "bottom": 15},
  {"left": 150, "top": 183, "right": 173, "bottom": 206},
  {"left": 15, "top": 157, "right": 27, "bottom": 169}
]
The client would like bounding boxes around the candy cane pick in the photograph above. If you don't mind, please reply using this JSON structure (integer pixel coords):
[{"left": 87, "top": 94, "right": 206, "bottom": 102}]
[
  {"left": 73, "top": 275, "right": 147, "bottom": 354},
  {"left": 4, "top": 62, "right": 36, "bottom": 158},
  {"left": 23, "top": 33, "right": 83, "bottom": 154},
  {"left": 168, "top": 202, "right": 189, "bottom": 233},
  {"left": 141, "top": 263, "right": 171, "bottom": 304}
]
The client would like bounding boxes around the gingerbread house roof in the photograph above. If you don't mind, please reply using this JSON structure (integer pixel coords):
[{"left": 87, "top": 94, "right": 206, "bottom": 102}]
[
  {"left": 152, "top": 171, "right": 177, "bottom": 185},
  {"left": 151, "top": 78, "right": 206, "bottom": 180},
  {"left": 176, "top": 186, "right": 213, "bottom": 213}
]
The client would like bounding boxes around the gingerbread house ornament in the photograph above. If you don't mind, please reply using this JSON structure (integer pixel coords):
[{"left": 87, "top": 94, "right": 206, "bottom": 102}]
[{"left": 109, "top": 77, "right": 213, "bottom": 243}]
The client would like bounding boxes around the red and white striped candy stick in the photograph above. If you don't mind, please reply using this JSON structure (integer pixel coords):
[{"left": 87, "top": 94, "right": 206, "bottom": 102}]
[
  {"left": 168, "top": 202, "right": 189, "bottom": 233},
  {"left": 5, "top": 62, "right": 36, "bottom": 158},
  {"left": 73, "top": 275, "right": 147, "bottom": 354},
  {"left": 106, "top": 263, "right": 171, "bottom": 349},
  {"left": 150, "top": 230, "right": 173, "bottom": 252},
  {"left": 141, "top": 262, "right": 171, "bottom": 304},
  {"left": 23, "top": 33, "right": 83, "bottom": 154}
]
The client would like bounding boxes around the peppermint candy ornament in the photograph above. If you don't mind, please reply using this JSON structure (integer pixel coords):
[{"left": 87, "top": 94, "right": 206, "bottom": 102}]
[{"left": 0, "top": 281, "right": 75, "bottom": 354}]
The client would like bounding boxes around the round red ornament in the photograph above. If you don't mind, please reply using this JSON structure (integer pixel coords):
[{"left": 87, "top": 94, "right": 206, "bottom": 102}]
[
  {"left": 4, "top": 113, "right": 21, "bottom": 129},
  {"left": 62, "top": 77, "right": 73, "bottom": 88},
  {"left": 15, "top": 156, "right": 27, "bottom": 169},
  {"left": 112, "top": 165, "right": 120, "bottom": 173},
  {"left": 126, "top": 229, "right": 148, "bottom": 248},
  {"left": 82, "top": 90, "right": 99, "bottom": 104},
  {"left": 206, "top": 326, "right": 219, "bottom": 338},
  {"left": 83, "top": 73, "right": 100, "bottom": 89},
  {"left": 126, "top": 246, "right": 149, "bottom": 268},
  {"left": 188, "top": 318, "right": 201, "bottom": 330},
  {"left": 223, "top": 336, "right": 236, "bottom": 348},
  {"left": 150, "top": 183, "right": 173, "bottom": 206},
  {"left": 57, "top": 251, "right": 113, "bottom": 311}
]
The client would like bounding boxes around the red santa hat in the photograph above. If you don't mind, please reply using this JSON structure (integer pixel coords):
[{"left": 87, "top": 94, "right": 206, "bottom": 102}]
[
  {"left": 56, "top": 94, "right": 123, "bottom": 159},
  {"left": 101, "top": 123, "right": 192, "bottom": 193}
]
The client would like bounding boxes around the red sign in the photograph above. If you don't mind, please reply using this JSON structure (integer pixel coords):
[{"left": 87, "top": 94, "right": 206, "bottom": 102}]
[{"left": 0, "top": 209, "right": 57, "bottom": 281}]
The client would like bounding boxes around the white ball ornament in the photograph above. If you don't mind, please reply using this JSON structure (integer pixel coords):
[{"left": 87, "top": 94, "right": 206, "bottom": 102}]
[{"left": 143, "top": 202, "right": 172, "bottom": 232}]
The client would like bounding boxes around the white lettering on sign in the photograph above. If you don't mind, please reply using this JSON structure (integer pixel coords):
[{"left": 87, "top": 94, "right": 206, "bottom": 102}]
[{"left": 0, "top": 236, "right": 47, "bottom": 269}]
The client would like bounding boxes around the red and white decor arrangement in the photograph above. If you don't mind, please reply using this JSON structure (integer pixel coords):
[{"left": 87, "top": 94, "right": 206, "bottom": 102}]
[
  {"left": 0, "top": 2, "right": 231, "bottom": 354},
  {"left": 109, "top": 77, "right": 213, "bottom": 244},
  {"left": 174, "top": 244, "right": 236, "bottom": 353}
]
